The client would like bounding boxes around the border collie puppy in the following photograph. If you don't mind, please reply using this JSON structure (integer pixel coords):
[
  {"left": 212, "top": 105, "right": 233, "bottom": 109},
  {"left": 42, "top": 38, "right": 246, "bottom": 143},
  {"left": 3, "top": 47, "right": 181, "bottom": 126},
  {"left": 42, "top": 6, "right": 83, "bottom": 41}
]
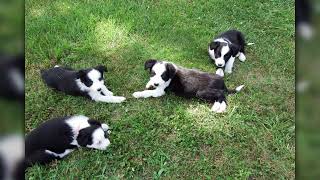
[
  {"left": 208, "top": 30, "right": 253, "bottom": 77},
  {"left": 25, "top": 115, "right": 111, "bottom": 168},
  {"left": 41, "top": 65, "right": 126, "bottom": 103},
  {"left": 132, "top": 59, "right": 244, "bottom": 113}
]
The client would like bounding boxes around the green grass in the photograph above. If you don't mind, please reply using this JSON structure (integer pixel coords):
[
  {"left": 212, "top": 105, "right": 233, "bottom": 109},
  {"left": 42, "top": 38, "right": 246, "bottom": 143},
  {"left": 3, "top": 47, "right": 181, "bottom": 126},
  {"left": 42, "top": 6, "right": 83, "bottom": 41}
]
[{"left": 25, "top": 0, "right": 295, "bottom": 179}]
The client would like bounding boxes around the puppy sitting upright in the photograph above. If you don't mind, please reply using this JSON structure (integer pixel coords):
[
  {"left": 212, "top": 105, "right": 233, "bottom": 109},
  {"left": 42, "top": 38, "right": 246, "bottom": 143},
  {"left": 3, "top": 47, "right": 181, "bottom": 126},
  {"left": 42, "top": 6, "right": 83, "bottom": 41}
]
[
  {"left": 25, "top": 115, "right": 111, "bottom": 168},
  {"left": 133, "top": 59, "right": 244, "bottom": 113},
  {"left": 208, "top": 30, "right": 253, "bottom": 77},
  {"left": 41, "top": 65, "right": 126, "bottom": 103}
]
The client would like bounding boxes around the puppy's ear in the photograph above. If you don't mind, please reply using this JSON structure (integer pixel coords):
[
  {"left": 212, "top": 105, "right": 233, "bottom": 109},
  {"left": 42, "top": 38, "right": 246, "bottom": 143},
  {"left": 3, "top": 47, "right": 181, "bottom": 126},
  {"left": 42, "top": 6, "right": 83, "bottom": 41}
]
[
  {"left": 144, "top": 59, "right": 157, "bottom": 71},
  {"left": 165, "top": 63, "right": 176, "bottom": 79},
  {"left": 88, "top": 119, "right": 101, "bottom": 126},
  {"left": 209, "top": 41, "right": 219, "bottom": 50},
  {"left": 77, "top": 128, "right": 91, "bottom": 147},
  {"left": 230, "top": 44, "right": 240, "bottom": 57},
  {"left": 95, "top": 65, "right": 107, "bottom": 73},
  {"left": 101, "top": 123, "right": 109, "bottom": 131},
  {"left": 76, "top": 70, "right": 86, "bottom": 78}
]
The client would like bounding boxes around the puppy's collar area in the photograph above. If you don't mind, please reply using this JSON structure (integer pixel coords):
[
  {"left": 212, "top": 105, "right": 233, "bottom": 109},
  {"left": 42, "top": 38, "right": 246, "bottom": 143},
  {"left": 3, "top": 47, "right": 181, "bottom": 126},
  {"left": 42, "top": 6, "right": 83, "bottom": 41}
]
[{"left": 214, "top": 38, "right": 232, "bottom": 45}]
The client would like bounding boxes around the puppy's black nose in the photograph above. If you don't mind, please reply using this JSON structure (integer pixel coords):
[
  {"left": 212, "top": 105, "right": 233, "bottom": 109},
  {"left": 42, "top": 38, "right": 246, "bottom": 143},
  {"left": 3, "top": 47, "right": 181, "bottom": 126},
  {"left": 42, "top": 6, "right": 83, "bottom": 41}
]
[
  {"left": 97, "top": 88, "right": 102, "bottom": 91},
  {"left": 217, "top": 64, "right": 223, "bottom": 67},
  {"left": 154, "top": 83, "right": 159, "bottom": 87}
]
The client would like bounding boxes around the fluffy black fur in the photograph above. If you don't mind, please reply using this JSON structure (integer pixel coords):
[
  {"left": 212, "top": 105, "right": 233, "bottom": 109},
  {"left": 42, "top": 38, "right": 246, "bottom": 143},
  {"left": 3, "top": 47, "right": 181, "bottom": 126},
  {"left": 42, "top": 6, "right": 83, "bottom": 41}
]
[{"left": 296, "top": 0, "right": 311, "bottom": 24}]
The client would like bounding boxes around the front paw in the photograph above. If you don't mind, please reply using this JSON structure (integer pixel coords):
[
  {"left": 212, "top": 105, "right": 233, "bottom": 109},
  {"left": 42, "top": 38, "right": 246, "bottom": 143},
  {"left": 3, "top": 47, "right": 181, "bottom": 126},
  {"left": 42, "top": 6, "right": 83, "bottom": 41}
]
[
  {"left": 113, "top": 96, "right": 126, "bottom": 103},
  {"left": 216, "top": 68, "right": 224, "bottom": 77},
  {"left": 133, "top": 92, "right": 143, "bottom": 98},
  {"left": 105, "top": 91, "right": 114, "bottom": 96},
  {"left": 224, "top": 69, "right": 232, "bottom": 74},
  {"left": 239, "top": 53, "right": 246, "bottom": 62}
]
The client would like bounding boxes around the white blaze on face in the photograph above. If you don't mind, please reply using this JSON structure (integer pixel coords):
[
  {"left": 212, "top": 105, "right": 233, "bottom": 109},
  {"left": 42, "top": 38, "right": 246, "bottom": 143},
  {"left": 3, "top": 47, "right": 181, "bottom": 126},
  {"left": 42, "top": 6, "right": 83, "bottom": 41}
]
[
  {"left": 208, "top": 47, "right": 215, "bottom": 60},
  {"left": 87, "top": 128, "right": 110, "bottom": 150},
  {"left": 214, "top": 45, "right": 230, "bottom": 67},
  {"left": 87, "top": 69, "right": 106, "bottom": 91},
  {"left": 146, "top": 63, "right": 167, "bottom": 89}
]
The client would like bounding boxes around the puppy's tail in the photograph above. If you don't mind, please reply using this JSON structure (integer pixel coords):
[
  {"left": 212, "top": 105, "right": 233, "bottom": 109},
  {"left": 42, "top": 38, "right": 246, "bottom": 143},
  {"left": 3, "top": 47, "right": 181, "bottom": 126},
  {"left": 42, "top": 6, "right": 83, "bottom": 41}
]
[
  {"left": 226, "top": 85, "right": 244, "bottom": 94},
  {"left": 245, "top": 42, "right": 255, "bottom": 46}
]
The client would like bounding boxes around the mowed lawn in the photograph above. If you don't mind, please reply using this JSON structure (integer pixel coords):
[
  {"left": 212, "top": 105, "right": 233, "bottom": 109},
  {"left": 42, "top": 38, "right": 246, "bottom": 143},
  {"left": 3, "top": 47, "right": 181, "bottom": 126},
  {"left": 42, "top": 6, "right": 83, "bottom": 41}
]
[{"left": 25, "top": 0, "right": 295, "bottom": 179}]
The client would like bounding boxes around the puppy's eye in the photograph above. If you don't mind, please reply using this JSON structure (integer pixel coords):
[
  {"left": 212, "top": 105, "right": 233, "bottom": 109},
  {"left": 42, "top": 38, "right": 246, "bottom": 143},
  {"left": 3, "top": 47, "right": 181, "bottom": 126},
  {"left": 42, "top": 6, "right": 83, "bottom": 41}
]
[
  {"left": 99, "top": 77, "right": 103, "bottom": 81},
  {"left": 150, "top": 71, "right": 156, "bottom": 76}
]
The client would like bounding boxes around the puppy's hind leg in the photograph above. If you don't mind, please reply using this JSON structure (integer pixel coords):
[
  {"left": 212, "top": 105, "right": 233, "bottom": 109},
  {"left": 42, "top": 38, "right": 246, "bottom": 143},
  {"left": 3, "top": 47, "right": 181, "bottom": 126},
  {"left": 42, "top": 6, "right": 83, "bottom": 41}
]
[
  {"left": 25, "top": 150, "right": 57, "bottom": 168},
  {"left": 196, "top": 89, "right": 227, "bottom": 113}
]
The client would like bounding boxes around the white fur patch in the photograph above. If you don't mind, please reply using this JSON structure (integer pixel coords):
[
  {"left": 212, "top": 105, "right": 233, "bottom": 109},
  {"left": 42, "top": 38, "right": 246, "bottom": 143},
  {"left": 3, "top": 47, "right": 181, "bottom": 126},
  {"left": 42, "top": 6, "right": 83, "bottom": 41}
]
[
  {"left": 217, "top": 101, "right": 227, "bottom": 113},
  {"left": 101, "top": 123, "right": 109, "bottom": 131},
  {"left": 45, "top": 149, "right": 74, "bottom": 158},
  {"left": 132, "top": 87, "right": 167, "bottom": 98},
  {"left": 214, "top": 38, "right": 228, "bottom": 43},
  {"left": 211, "top": 101, "right": 220, "bottom": 112},
  {"left": 66, "top": 115, "right": 90, "bottom": 146},
  {"left": 235, "top": 85, "right": 245, "bottom": 92},
  {"left": 215, "top": 68, "right": 224, "bottom": 77},
  {"left": 9, "top": 68, "right": 24, "bottom": 94},
  {"left": 238, "top": 53, "right": 246, "bottom": 62},
  {"left": 86, "top": 128, "right": 110, "bottom": 150},
  {"left": 146, "top": 63, "right": 167, "bottom": 89},
  {"left": 214, "top": 46, "right": 230, "bottom": 67},
  {"left": 224, "top": 56, "right": 235, "bottom": 74},
  {"left": 211, "top": 101, "right": 227, "bottom": 113},
  {"left": 0, "top": 135, "right": 24, "bottom": 180},
  {"left": 208, "top": 47, "right": 215, "bottom": 60}
]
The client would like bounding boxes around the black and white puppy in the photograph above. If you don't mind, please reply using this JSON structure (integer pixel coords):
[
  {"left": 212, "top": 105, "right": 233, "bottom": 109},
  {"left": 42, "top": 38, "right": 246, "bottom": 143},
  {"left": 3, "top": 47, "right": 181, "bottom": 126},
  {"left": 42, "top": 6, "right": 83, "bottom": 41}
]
[
  {"left": 208, "top": 30, "right": 253, "bottom": 77},
  {"left": 132, "top": 59, "right": 244, "bottom": 113},
  {"left": 25, "top": 115, "right": 111, "bottom": 168},
  {"left": 41, "top": 65, "right": 126, "bottom": 103}
]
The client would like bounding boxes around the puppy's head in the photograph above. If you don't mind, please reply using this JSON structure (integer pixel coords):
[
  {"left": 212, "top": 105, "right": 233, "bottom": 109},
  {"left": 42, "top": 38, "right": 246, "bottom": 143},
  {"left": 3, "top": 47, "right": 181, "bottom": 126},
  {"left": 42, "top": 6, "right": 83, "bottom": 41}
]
[
  {"left": 76, "top": 119, "right": 110, "bottom": 150},
  {"left": 208, "top": 41, "right": 239, "bottom": 68},
  {"left": 144, "top": 59, "right": 176, "bottom": 90},
  {"left": 77, "top": 65, "right": 107, "bottom": 93}
]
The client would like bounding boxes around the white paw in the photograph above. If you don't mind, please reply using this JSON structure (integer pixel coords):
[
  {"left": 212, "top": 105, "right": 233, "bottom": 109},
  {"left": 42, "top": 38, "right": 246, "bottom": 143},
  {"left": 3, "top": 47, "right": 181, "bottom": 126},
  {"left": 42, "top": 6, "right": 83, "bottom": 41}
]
[
  {"left": 101, "top": 124, "right": 109, "bottom": 131},
  {"left": 112, "top": 96, "right": 126, "bottom": 103},
  {"left": 211, "top": 101, "right": 227, "bottom": 113},
  {"left": 211, "top": 101, "right": 220, "bottom": 112},
  {"left": 105, "top": 91, "right": 114, "bottom": 96},
  {"left": 216, "top": 68, "right": 224, "bottom": 77},
  {"left": 225, "top": 68, "right": 232, "bottom": 74},
  {"left": 239, "top": 53, "right": 246, "bottom": 62},
  {"left": 133, "top": 92, "right": 143, "bottom": 98},
  {"left": 216, "top": 101, "right": 227, "bottom": 113},
  {"left": 117, "top": 96, "right": 126, "bottom": 103}
]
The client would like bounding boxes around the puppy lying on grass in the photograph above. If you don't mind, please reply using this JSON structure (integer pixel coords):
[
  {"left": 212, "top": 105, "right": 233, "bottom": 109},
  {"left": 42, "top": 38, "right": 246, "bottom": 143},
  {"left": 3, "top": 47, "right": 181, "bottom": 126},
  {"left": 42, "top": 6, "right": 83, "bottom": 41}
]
[
  {"left": 25, "top": 115, "right": 111, "bottom": 168},
  {"left": 41, "top": 65, "right": 126, "bottom": 103},
  {"left": 133, "top": 59, "right": 244, "bottom": 113}
]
